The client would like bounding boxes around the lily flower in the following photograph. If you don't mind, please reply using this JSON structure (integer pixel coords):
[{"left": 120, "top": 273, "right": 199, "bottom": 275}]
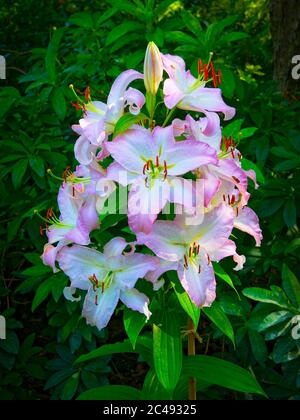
[
  {"left": 106, "top": 125, "right": 217, "bottom": 233},
  {"left": 41, "top": 183, "right": 99, "bottom": 272},
  {"left": 73, "top": 70, "right": 145, "bottom": 160},
  {"left": 137, "top": 204, "right": 239, "bottom": 307},
  {"left": 162, "top": 54, "right": 235, "bottom": 124},
  {"left": 57, "top": 237, "right": 158, "bottom": 330}
]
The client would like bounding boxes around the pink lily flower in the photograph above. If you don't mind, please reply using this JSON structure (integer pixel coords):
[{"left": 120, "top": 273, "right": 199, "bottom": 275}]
[
  {"left": 42, "top": 183, "right": 99, "bottom": 272},
  {"left": 57, "top": 237, "right": 159, "bottom": 330},
  {"left": 73, "top": 70, "right": 145, "bottom": 163},
  {"left": 106, "top": 125, "right": 218, "bottom": 233},
  {"left": 161, "top": 54, "right": 236, "bottom": 124},
  {"left": 137, "top": 204, "right": 238, "bottom": 307}
]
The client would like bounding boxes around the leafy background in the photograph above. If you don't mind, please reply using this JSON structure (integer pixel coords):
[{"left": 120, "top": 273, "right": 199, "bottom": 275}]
[{"left": 0, "top": 0, "right": 299, "bottom": 400}]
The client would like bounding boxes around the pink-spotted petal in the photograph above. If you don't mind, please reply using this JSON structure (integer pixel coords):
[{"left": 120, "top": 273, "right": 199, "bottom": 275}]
[{"left": 120, "top": 288, "right": 151, "bottom": 320}]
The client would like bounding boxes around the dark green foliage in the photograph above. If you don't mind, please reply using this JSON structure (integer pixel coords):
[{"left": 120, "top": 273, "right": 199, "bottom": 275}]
[{"left": 0, "top": 0, "right": 299, "bottom": 400}]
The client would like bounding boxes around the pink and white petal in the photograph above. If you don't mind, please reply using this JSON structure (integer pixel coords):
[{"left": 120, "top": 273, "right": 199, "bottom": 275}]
[
  {"left": 169, "top": 177, "right": 197, "bottom": 209},
  {"left": 57, "top": 183, "right": 82, "bottom": 225},
  {"left": 79, "top": 116, "right": 106, "bottom": 146},
  {"left": 152, "top": 125, "right": 175, "bottom": 153},
  {"left": 199, "top": 111, "right": 221, "bottom": 137},
  {"left": 72, "top": 124, "right": 83, "bottom": 135},
  {"left": 42, "top": 240, "right": 68, "bottom": 273},
  {"left": 201, "top": 167, "right": 222, "bottom": 207},
  {"left": 120, "top": 288, "right": 151, "bottom": 320},
  {"left": 63, "top": 286, "right": 81, "bottom": 302},
  {"left": 166, "top": 140, "right": 218, "bottom": 176},
  {"left": 74, "top": 135, "right": 97, "bottom": 166},
  {"left": 103, "top": 237, "right": 128, "bottom": 258},
  {"left": 163, "top": 78, "right": 185, "bottom": 109},
  {"left": 57, "top": 245, "right": 106, "bottom": 290},
  {"left": 178, "top": 253, "right": 216, "bottom": 307},
  {"left": 106, "top": 162, "right": 138, "bottom": 186},
  {"left": 47, "top": 225, "right": 72, "bottom": 244},
  {"left": 109, "top": 254, "right": 158, "bottom": 289},
  {"left": 161, "top": 53, "right": 186, "bottom": 78},
  {"left": 233, "top": 253, "right": 246, "bottom": 271},
  {"left": 234, "top": 206, "right": 263, "bottom": 246},
  {"left": 145, "top": 258, "right": 178, "bottom": 285},
  {"left": 107, "top": 70, "right": 144, "bottom": 109},
  {"left": 196, "top": 204, "right": 234, "bottom": 252},
  {"left": 179, "top": 87, "right": 236, "bottom": 120},
  {"left": 172, "top": 118, "right": 187, "bottom": 137},
  {"left": 106, "top": 128, "right": 153, "bottom": 174},
  {"left": 213, "top": 159, "right": 248, "bottom": 195},
  {"left": 128, "top": 179, "right": 169, "bottom": 234},
  {"left": 77, "top": 196, "right": 99, "bottom": 232},
  {"left": 245, "top": 169, "right": 259, "bottom": 189},
  {"left": 137, "top": 221, "right": 186, "bottom": 261},
  {"left": 124, "top": 87, "right": 145, "bottom": 115},
  {"left": 208, "top": 239, "right": 236, "bottom": 262},
  {"left": 82, "top": 285, "right": 120, "bottom": 331}
]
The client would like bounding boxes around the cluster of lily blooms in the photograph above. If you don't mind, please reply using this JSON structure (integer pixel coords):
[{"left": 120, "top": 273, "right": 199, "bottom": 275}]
[{"left": 40, "top": 42, "right": 262, "bottom": 331}]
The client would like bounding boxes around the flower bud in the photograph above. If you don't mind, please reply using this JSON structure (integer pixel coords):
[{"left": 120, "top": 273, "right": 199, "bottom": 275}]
[{"left": 143, "top": 42, "right": 163, "bottom": 95}]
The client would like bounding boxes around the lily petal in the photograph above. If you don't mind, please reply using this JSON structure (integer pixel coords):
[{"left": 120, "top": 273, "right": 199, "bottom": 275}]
[
  {"left": 234, "top": 206, "right": 263, "bottom": 246},
  {"left": 120, "top": 288, "right": 151, "bottom": 320}
]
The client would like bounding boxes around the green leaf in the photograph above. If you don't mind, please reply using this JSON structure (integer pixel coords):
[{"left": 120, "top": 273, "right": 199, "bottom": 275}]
[
  {"left": 113, "top": 112, "right": 148, "bottom": 138},
  {"left": 75, "top": 337, "right": 152, "bottom": 366},
  {"left": 283, "top": 200, "right": 296, "bottom": 228},
  {"left": 51, "top": 87, "right": 66, "bottom": 121},
  {"left": 275, "top": 159, "right": 300, "bottom": 171},
  {"left": 203, "top": 301, "right": 235, "bottom": 346},
  {"left": 29, "top": 156, "right": 45, "bottom": 177},
  {"left": 213, "top": 262, "right": 238, "bottom": 295},
  {"left": 282, "top": 264, "right": 300, "bottom": 307},
  {"left": 257, "top": 310, "right": 292, "bottom": 332},
  {"left": 31, "top": 277, "right": 54, "bottom": 311},
  {"left": 171, "top": 273, "right": 200, "bottom": 328},
  {"left": 61, "top": 372, "right": 80, "bottom": 400},
  {"left": 242, "top": 287, "right": 293, "bottom": 311},
  {"left": 123, "top": 307, "right": 147, "bottom": 349},
  {"left": 0, "top": 331, "right": 19, "bottom": 354},
  {"left": 239, "top": 127, "right": 258, "bottom": 139},
  {"left": 182, "top": 355, "right": 266, "bottom": 396},
  {"left": 12, "top": 159, "right": 28, "bottom": 189},
  {"left": 220, "top": 31, "right": 249, "bottom": 43},
  {"left": 271, "top": 335, "right": 298, "bottom": 363},
  {"left": 248, "top": 329, "right": 268, "bottom": 364},
  {"left": 181, "top": 11, "right": 202, "bottom": 37},
  {"left": 153, "top": 310, "right": 182, "bottom": 392},
  {"left": 45, "top": 28, "right": 64, "bottom": 84},
  {"left": 141, "top": 369, "right": 172, "bottom": 400},
  {"left": 241, "top": 158, "right": 265, "bottom": 184},
  {"left": 105, "top": 22, "right": 143, "bottom": 46},
  {"left": 77, "top": 385, "right": 142, "bottom": 400}
]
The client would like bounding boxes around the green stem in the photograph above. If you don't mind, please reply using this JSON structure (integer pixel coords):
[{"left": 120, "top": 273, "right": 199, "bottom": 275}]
[
  {"left": 162, "top": 107, "right": 176, "bottom": 128},
  {"left": 188, "top": 317, "right": 197, "bottom": 400}
]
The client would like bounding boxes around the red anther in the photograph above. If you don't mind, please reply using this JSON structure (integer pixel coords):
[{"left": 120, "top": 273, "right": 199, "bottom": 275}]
[
  {"left": 83, "top": 103, "right": 87, "bottom": 115},
  {"left": 156, "top": 155, "right": 159, "bottom": 168},
  {"left": 95, "top": 295, "right": 98, "bottom": 306},
  {"left": 210, "top": 61, "right": 217, "bottom": 88},
  {"left": 231, "top": 149, "right": 235, "bottom": 159},
  {"left": 231, "top": 195, "right": 236, "bottom": 205},
  {"left": 232, "top": 176, "right": 240, "bottom": 184},
  {"left": 164, "top": 160, "right": 167, "bottom": 172},
  {"left": 92, "top": 274, "right": 98, "bottom": 286},
  {"left": 204, "top": 64, "right": 209, "bottom": 81},
  {"left": 145, "top": 177, "right": 148, "bottom": 187},
  {"left": 218, "top": 69, "right": 222, "bottom": 85},
  {"left": 223, "top": 194, "right": 226, "bottom": 202},
  {"left": 85, "top": 85, "right": 91, "bottom": 102},
  {"left": 45, "top": 223, "right": 49, "bottom": 232},
  {"left": 101, "top": 282, "right": 104, "bottom": 294},
  {"left": 144, "top": 119, "right": 147, "bottom": 125},
  {"left": 198, "top": 265, "right": 201, "bottom": 273},
  {"left": 72, "top": 186, "right": 75, "bottom": 197},
  {"left": 46, "top": 208, "right": 53, "bottom": 219},
  {"left": 184, "top": 255, "right": 189, "bottom": 268},
  {"left": 236, "top": 208, "right": 239, "bottom": 217},
  {"left": 39, "top": 226, "right": 43, "bottom": 236},
  {"left": 228, "top": 195, "right": 231, "bottom": 205},
  {"left": 198, "top": 58, "right": 202, "bottom": 76},
  {"left": 207, "top": 254, "right": 211, "bottom": 265},
  {"left": 71, "top": 101, "right": 81, "bottom": 112},
  {"left": 189, "top": 246, "right": 192, "bottom": 257},
  {"left": 197, "top": 244, "right": 200, "bottom": 254},
  {"left": 146, "top": 161, "right": 150, "bottom": 171},
  {"left": 143, "top": 163, "right": 147, "bottom": 175}
]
